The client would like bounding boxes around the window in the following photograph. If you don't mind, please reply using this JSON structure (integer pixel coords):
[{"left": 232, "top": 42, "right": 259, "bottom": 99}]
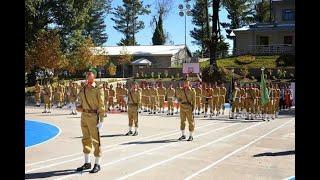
[
  {"left": 259, "top": 36, "right": 269, "bottom": 45},
  {"left": 284, "top": 36, "right": 293, "bottom": 45},
  {"left": 282, "top": 9, "right": 295, "bottom": 21}
]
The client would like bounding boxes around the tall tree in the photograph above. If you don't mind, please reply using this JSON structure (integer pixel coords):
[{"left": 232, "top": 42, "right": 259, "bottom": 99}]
[
  {"left": 25, "top": 30, "right": 67, "bottom": 73},
  {"left": 51, "top": 0, "right": 94, "bottom": 53},
  {"left": 111, "top": 0, "right": 151, "bottom": 46},
  {"left": 151, "top": 0, "right": 173, "bottom": 45},
  {"left": 84, "top": 0, "right": 112, "bottom": 46},
  {"left": 254, "top": 0, "right": 271, "bottom": 23},
  {"left": 152, "top": 13, "right": 166, "bottom": 45},
  {"left": 190, "top": 0, "right": 210, "bottom": 57},
  {"left": 221, "top": 0, "right": 255, "bottom": 29},
  {"left": 25, "top": 0, "right": 54, "bottom": 48}
]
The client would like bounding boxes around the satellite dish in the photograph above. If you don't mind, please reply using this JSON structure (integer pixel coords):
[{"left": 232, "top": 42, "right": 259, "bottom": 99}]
[
  {"left": 179, "top": 11, "right": 184, "bottom": 16},
  {"left": 186, "top": 10, "right": 192, "bottom": 16},
  {"left": 178, "top": 4, "right": 183, "bottom": 9}
]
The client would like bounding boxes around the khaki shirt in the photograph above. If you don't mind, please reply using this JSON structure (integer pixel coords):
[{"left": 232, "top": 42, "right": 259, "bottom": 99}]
[
  {"left": 78, "top": 82, "right": 105, "bottom": 120},
  {"left": 157, "top": 87, "right": 166, "bottom": 99},
  {"left": 44, "top": 85, "right": 52, "bottom": 97},
  {"left": 195, "top": 87, "right": 202, "bottom": 98},
  {"left": 35, "top": 84, "right": 41, "bottom": 94},
  {"left": 128, "top": 88, "right": 141, "bottom": 105},
  {"left": 176, "top": 87, "right": 195, "bottom": 108}
]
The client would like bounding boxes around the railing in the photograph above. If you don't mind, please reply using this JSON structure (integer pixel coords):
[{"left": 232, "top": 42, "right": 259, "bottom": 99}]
[{"left": 235, "top": 44, "right": 295, "bottom": 55}]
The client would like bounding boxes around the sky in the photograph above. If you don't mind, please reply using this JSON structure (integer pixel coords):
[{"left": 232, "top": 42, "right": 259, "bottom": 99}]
[{"left": 103, "top": 0, "right": 233, "bottom": 53}]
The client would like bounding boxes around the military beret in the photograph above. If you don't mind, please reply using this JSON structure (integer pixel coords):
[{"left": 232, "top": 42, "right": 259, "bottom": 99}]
[{"left": 88, "top": 68, "right": 97, "bottom": 76}]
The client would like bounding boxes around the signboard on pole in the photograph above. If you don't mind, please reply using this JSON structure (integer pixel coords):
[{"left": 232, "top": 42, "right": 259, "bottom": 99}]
[{"left": 183, "top": 63, "right": 200, "bottom": 74}]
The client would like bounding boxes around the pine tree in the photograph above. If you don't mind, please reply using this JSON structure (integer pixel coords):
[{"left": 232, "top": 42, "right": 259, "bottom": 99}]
[
  {"left": 221, "top": 0, "right": 255, "bottom": 29},
  {"left": 254, "top": 0, "right": 271, "bottom": 23},
  {"left": 84, "top": 0, "right": 112, "bottom": 46},
  {"left": 111, "top": 0, "right": 151, "bottom": 46},
  {"left": 152, "top": 14, "right": 166, "bottom": 45},
  {"left": 190, "top": 0, "right": 210, "bottom": 57}
]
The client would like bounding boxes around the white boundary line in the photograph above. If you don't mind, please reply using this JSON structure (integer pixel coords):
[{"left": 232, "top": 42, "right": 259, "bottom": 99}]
[
  {"left": 54, "top": 123, "right": 240, "bottom": 180},
  {"left": 26, "top": 121, "right": 223, "bottom": 172},
  {"left": 184, "top": 119, "right": 293, "bottom": 180},
  {"left": 25, "top": 119, "right": 62, "bottom": 150},
  {"left": 114, "top": 122, "right": 264, "bottom": 180},
  {"left": 25, "top": 120, "right": 217, "bottom": 167}
]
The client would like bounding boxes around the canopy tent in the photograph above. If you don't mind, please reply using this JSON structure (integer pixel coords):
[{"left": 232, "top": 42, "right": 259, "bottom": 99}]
[{"left": 131, "top": 58, "right": 152, "bottom": 66}]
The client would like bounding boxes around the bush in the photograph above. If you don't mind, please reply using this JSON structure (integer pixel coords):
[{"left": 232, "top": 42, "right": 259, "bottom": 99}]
[
  {"left": 235, "top": 55, "right": 255, "bottom": 65},
  {"left": 276, "top": 54, "right": 295, "bottom": 67}
]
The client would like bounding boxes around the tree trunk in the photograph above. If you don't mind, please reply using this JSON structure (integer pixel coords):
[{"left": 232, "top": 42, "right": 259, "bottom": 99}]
[{"left": 209, "top": 0, "right": 220, "bottom": 71}]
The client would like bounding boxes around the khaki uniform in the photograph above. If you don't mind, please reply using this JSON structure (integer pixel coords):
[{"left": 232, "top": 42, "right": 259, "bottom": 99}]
[
  {"left": 65, "top": 84, "right": 72, "bottom": 105},
  {"left": 255, "top": 88, "right": 261, "bottom": 114},
  {"left": 268, "top": 88, "right": 276, "bottom": 115},
  {"left": 218, "top": 87, "right": 226, "bottom": 113},
  {"left": 239, "top": 88, "right": 246, "bottom": 111},
  {"left": 176, "top": 87, "right": 196, "bottom": 132},
  {"left": 56, "top": 84, "right": 64, "bottom": 106},
  {"left": 157, "top": 87, "right": 166, "bottom": 111},
  {"left": 274, "top": 88, "right": 280, "bottom": 113},
  {"left": 212, "top": 87, "right": 220, "bottom": 113},
  {"left": 149, "top": 88, "right": 159, "bottom": 112},
  {"left": 34, "top": 84, "right": 41, "bottom": 104},
  {"left": 194, "top": 87, "right": 202, "bottom": 112},
  {"left": 116, "top": 86, "right": 121, "bottom": 108},
  {"left": 127, "top": 88, "right": 141, "bottom": 127},
  {"left": 108, "top": 88, "right": 116, "bottom": 109},
  {"left": 43, "top": 85, "right": 53, "bottom": 109},
  {"left": 141, "top": 87, "right": 148, "bottom": 109},
  {"left": 175, "top": 87, "right": 182, "bottom": 112},
  {"left": 231, "top": 87, "right": 241, "bottom": 113},
  {"left": 77, "top": 83, "right": 105, "bottom": 157},
  {"left": 103, "top": 86, "right": 109, "bottom": 108},
  {"left": 166, "top": 87, "right": 175, "bottom": 113},
  {"left": 203, "top": 88, "right": 212, "bottom": 114},
  {"left": 146, "top": 88, "right": 152, "bottom": 110},
  {"left": 245, "top": 88, "right": 256, "bottom": 114}
]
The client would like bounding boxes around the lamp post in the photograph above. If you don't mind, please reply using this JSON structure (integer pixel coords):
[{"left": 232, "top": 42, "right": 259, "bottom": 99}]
[{"left": 178, "top": 0, "right": 192, "bottom": 64}]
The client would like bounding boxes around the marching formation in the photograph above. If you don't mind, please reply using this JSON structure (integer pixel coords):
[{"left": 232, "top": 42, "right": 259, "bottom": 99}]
[{"left": 31, "top": 68, "right": 292, "bottom": 174}]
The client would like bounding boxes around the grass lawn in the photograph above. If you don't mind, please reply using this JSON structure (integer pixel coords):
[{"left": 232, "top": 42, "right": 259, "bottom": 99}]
[{"left": 200, "top": 55, "right": 279, "bottom": 69}]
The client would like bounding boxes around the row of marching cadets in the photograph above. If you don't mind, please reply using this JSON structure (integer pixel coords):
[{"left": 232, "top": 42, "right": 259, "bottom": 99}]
[{"left": 230, "top": 82, "right": 281, "bottom": 121}]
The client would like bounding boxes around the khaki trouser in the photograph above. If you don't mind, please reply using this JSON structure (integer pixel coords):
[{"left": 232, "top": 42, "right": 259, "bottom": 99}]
[
  {"left": 212, "top": 96, "right": 219, "bottom": 113},
  {"left": 180, "top": 104, "right": 195, "bottom": 132},
  {"left": 232, "top": 98, "right": 241, "bottom": 113},
  {"left": 218, "top": 96, "right": 225, "bottom": 111},
  {"left": 35, "top": 93, "right": 41, "bottom": 102},
  {"left": 267, "top": 99, "right": 275, "bottom": 114},
  {"left": 204, "top": 98, "right": 210, "bottom": 113},
  {"left": 128, "top": 104, "right": 138, "bottom": 127},
  {"left": 195, "top": 97, "right": 201, "bottom": 111},
  {"left": 81, "top": 112, "right": 101, "bottom": 157},
  {"left": 150, "top": 96, "right": 158, "bottom": 111},
  {"left": 108, "top": 97, "right": 114, "bottom": 108},
  {"left": 245, "top": 98, "right": 255, "bottom": 113},
  {"left": 158, "top": 96, "right": 165, "bottom": 109},
  {"left": 167, "top": 98, "right": 174, "bottom": 111},
  {"left": 44, "top": 96, "right": 52, "bottom": 109}
]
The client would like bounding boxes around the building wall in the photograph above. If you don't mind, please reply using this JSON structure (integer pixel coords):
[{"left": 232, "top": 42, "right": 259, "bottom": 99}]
[
  {"left": 273, "top": 0, "right": 295, "bottom": 24},
  {"left": 235, "top": 31, "right": 254, "bottom": 50}
]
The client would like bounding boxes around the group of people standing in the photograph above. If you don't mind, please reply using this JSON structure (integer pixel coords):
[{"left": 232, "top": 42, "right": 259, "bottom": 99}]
[{"left": 230, "top": 82, "right": 293, "bottom": 121}]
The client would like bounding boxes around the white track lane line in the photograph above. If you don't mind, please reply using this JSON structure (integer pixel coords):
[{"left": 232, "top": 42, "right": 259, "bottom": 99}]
[
  {"left": 184, "top": 119, "right": 293, "bottom": 180},
  {"left": 26, "top": 121, "right": 223, "bottom": 172},
  {"left": 26, "top": 119, "right": 218, "bottom": 167},
  {"left": 114, "top": 122, "right": 264, "bottom": 180},
  {"left": 54, "top": 122, "right": 240, "bottom": 180}
]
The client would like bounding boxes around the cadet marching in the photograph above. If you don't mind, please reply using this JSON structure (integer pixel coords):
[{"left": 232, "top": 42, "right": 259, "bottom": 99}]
[{"left": 31, "top": 69, "right": 285, "bottom": 173}]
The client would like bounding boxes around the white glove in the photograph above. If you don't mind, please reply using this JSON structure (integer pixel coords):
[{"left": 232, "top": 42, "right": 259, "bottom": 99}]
[{"left": 96, "top": 122, "right": 103, "bottom": 129}]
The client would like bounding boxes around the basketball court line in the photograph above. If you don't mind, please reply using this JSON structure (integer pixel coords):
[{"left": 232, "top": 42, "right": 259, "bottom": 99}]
[
  {"left": 26, "top": 120, "right": 225, "bottom": 172},
  {"left": 184, "top": 119, "right": 293, "bottom": 180}
]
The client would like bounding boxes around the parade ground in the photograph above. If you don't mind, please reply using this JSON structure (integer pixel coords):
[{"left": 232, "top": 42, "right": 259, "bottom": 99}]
[{"left": 25, "top": 106, "right": 295, "bottom": 180}]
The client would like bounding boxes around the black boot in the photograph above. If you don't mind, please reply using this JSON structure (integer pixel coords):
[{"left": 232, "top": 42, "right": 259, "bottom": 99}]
[
  {"left": 187, "top": 136, "right": 193, "bottom": 141},
  {"left": 89, "top": 164, "right": 101, "bottom": 173},
  {"left": 125, "top": 130, "right": 133, "bottom": 136},
  {"left": 132, "top": 131, "right": 138, "bottom": 136},
  {"left": 178, "top": 135, "right": 186, "bottom": 141},
  {"left": 76, "top": 163, "right": 91, "bottom": 171}
]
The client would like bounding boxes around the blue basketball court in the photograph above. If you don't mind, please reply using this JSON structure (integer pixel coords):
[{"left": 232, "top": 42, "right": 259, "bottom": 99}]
[{"left": 25, "top": 120, "right": 60, "bottom": 148}]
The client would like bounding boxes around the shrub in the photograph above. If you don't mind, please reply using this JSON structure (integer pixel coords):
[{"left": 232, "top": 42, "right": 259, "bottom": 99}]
[
  {"left": 235, "top": 55, "right": 255, "bottom": 65},
  {"left": 276, "top": 54, "right": 295, "bottom": 67}
]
